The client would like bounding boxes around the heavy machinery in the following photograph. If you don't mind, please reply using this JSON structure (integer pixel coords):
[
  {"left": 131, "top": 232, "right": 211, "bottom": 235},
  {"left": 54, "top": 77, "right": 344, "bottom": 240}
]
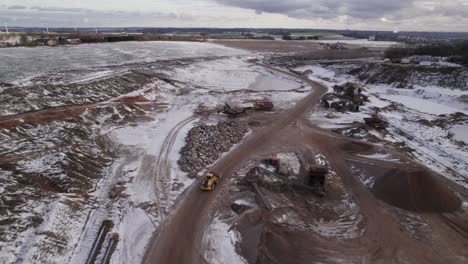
[
  {"left": 254, "top": 101, "right": 274, "bottom": 111},
  {"left": 308, "top": 166, "right": 328, "bottom": 196},
  {"left": 200, "top": 171, "right": 221, "bottom": 191},
  {"left": 222, "top": 103, "right": 246, "bottom": 118}
]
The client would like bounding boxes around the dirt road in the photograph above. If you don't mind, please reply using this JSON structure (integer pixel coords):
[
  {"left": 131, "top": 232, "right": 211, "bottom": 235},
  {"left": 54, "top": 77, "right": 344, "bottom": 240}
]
[{"left": 143, "top": 63, "right": 468, "bottom": 264}]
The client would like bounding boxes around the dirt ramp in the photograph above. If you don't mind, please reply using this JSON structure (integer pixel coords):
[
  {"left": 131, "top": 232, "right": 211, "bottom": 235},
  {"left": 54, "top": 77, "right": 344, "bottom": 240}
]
[
  {"left": 340, "top": 141, "right": 374, "bottom": 153},
  {"left": 372, "top": 169, "right": 461, "bottom": 213}
]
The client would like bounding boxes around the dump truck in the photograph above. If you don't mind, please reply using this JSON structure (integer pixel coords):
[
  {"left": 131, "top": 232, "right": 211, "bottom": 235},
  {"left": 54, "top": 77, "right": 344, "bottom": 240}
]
[
  {"left": 222, "top": 103, "right": 246, "bottom": 118},
  {"left": 200, "top": 171, "right": 221, "bottom": 191},
  {"left": 254, "top": 101, "right": 274, "bottom": 111}
]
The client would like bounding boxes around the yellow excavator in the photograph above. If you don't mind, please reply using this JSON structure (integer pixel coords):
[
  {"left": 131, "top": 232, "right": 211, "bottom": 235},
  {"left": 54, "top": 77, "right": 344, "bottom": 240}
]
[{"left": 200, "top": 172, "right": 220, "bottom": 191}]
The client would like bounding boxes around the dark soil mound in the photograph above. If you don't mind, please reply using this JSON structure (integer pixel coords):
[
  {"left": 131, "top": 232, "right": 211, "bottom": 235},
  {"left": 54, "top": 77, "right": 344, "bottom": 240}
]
[
  {"left": 372, "top": 169, "right": 461, "bottom": 213},
  {"left": 340, "top": 142, "right": 374, "bottom": 153}
]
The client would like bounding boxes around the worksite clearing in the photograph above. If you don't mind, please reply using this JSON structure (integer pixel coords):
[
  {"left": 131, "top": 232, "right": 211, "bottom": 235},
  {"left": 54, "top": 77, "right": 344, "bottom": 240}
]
[{"left": 0, "top": 40, "right": 467, "bottom": 264}]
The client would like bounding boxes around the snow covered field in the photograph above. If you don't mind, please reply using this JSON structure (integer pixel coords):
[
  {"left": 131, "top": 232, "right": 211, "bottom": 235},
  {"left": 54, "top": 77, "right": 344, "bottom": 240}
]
[
  {"left": 202, "top": 216, "right": 247, "bottom": 264},
  {"left": 0, "top": 38, "right": 316, "bottom": 264},
  {"left": 0, "top": 41, "right": 248, "bottom": 85}
]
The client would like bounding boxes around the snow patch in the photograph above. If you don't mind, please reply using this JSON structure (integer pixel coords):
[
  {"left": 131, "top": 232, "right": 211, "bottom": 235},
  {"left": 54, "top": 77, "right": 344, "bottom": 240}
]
[
  {"left": 451, "top": 125, "right": 468, "bottom": 143},
  {"left": 202, "top": 217, "right": 246, "bottom": 264}
]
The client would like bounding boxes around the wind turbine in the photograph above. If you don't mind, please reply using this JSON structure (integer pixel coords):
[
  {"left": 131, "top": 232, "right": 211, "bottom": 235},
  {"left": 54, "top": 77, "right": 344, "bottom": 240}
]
[{"left": 4, "top": 23, "right": 9, "bottom": 34}]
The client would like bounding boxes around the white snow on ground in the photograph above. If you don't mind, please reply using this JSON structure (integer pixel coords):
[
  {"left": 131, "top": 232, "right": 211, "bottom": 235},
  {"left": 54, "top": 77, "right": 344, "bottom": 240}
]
[
  {"left": 367, "top": 84, "right": 468, "bottom": 115},
  {"left": 0, "top": 44, "right": 314, "bottom": 263},
  {"left": 170, "top": 57, "right": 305, "bottom": 99},
  {"left": 310, "top": 204, "right": 365, "bottom": 239},
  {"left": 351, "top": 165, "right": 376, "bottom": 188},
  {"left": 248, "top": 74, "right": 302, "bottom": 91},
  {"left": 171, "top": 58, "right": 259, "bottom": 91},
  {"left": 22, "top": 197, "right": 92, "bottom": 264},
  {"left": 294, "top": 65, "right": 349, "bottom": 89},
  {"left": 113, "top": 207, "right": 156, "bottom": 264},
  {"left": 0, "top": 41, "right": 250, "bottom": 85},
  {"left": 298, "top": 63, "right": 468, "bottom": 189},
  {"left": 451, "top": 125, "right": 468, "bottom": 143},
  {"left": 16, "top": 152, "right": 67, "bottom": 174},
  {"left": 106, "top": 99, "right": 198, "bottom": 263},
  {"left": 381, "top": 111, "right": 468, "bottom": 188},
  {"left": 233, "top": 199, "right": 256, "bottom": 207},
  {"left": 384, "top": 94, "right": 466, "bottom": 115},
  {"left": 271, "top": 197, "right": 365, "bottom": 240},
  {"left": 202, "top": 217, "right": 247, "bottom": 264},
  {"left": 357, "top": 153, "right": 401, "bottom": 162},
  {"left": 68, "top": 69, "right": 121, "bottom": 84}
]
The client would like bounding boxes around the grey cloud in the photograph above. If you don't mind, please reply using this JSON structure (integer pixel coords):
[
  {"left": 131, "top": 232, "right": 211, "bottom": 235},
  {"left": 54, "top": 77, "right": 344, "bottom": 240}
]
[
  {"left": 214, "top": 0, "right": 468, "bottom": 21},
  {"left": 0, "top": 7, "right": 195, "bottom": 27},
  {"left": 31, "top": 7, "right": 94, "bottom": 13},
  {"left": 8, "top": 5, "right": 27, "bottom": 10}
]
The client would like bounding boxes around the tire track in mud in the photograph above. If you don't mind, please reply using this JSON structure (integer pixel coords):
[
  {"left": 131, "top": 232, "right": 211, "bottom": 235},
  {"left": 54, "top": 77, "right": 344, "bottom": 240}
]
[{"left": 153, "top": 116, "right": 198, "bottom": 219}]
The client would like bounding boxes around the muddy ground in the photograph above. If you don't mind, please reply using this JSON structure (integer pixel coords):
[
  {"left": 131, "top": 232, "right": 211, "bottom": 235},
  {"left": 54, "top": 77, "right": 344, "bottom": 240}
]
[{"left": 212, "top": 39, "right": 383, "bottom": 60}]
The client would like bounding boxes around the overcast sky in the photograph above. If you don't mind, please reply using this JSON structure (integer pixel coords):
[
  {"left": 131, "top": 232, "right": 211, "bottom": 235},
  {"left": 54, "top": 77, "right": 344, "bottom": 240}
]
[{"left": 0, "top": 0, "right": 467, "bottom": 31}]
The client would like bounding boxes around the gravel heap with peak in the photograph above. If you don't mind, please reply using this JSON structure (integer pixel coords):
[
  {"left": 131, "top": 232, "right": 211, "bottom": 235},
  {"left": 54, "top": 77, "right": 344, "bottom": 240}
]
[{"left": 178, "top": 121, "right": 248, "bottom": 177}]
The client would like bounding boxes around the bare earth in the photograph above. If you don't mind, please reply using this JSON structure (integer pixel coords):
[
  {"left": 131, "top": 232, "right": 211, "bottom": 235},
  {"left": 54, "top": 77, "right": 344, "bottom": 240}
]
[{"left": 210, "top": 39, "right": 324, "bottom": 53}]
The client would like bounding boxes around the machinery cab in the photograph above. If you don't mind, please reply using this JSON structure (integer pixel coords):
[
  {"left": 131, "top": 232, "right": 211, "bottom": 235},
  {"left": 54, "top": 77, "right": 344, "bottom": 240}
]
[{"left": 200, "top": 172, "right": 220, "bottom": 191}]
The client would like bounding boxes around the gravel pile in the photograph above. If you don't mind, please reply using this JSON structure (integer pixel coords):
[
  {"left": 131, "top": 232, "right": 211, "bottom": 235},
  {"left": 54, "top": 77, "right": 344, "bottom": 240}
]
[{"left": 178, "top": 121, "right": 248, "bottom": 176}]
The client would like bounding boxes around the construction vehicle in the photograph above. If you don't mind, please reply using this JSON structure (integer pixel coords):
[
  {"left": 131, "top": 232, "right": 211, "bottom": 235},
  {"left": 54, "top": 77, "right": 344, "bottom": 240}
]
[
  {"left": 200, "top": 171, "right": 221, "bottom": 191},
  {"left": 222, "top": 103, "right": 246, "bottom": 118},
  {"left": 269, "top": 153, "right": 279, "bottom": 167},
  {"left": 254, "top": 101, "right": 274, "bottom": 111},
  {"left": 308, "top": 166, "right": 327, "bottom": 196}
]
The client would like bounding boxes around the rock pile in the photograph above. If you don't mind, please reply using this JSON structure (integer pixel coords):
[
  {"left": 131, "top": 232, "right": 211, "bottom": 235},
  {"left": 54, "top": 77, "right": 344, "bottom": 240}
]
[{"left": 178, "top": 121, "right": 248, "bottom": 176}]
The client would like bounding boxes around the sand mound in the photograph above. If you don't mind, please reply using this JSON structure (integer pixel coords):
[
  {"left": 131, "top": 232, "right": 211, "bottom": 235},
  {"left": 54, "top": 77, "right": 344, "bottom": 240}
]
[{"left": 372, "top": 169, "right": 461, "bottom": 213}]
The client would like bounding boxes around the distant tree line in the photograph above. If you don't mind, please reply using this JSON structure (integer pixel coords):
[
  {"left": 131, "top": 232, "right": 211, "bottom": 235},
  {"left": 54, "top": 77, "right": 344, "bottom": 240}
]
[
  {"left": 282, "top": 34, "right": 319, "bottom": 41},
  {"left": 385, "top": 41, "right": 468, "bottom": 65}
]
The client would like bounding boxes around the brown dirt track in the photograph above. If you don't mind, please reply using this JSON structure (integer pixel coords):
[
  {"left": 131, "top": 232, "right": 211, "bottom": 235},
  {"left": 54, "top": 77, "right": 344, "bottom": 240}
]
[{"left": 143, "top": 63, "right": 468, "bottom": 264}]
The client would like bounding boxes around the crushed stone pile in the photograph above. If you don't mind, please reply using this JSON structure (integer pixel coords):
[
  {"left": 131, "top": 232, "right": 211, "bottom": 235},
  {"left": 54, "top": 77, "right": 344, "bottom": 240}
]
[{"left": 178, "top": 121, "right": 248, "bottom": 176}]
